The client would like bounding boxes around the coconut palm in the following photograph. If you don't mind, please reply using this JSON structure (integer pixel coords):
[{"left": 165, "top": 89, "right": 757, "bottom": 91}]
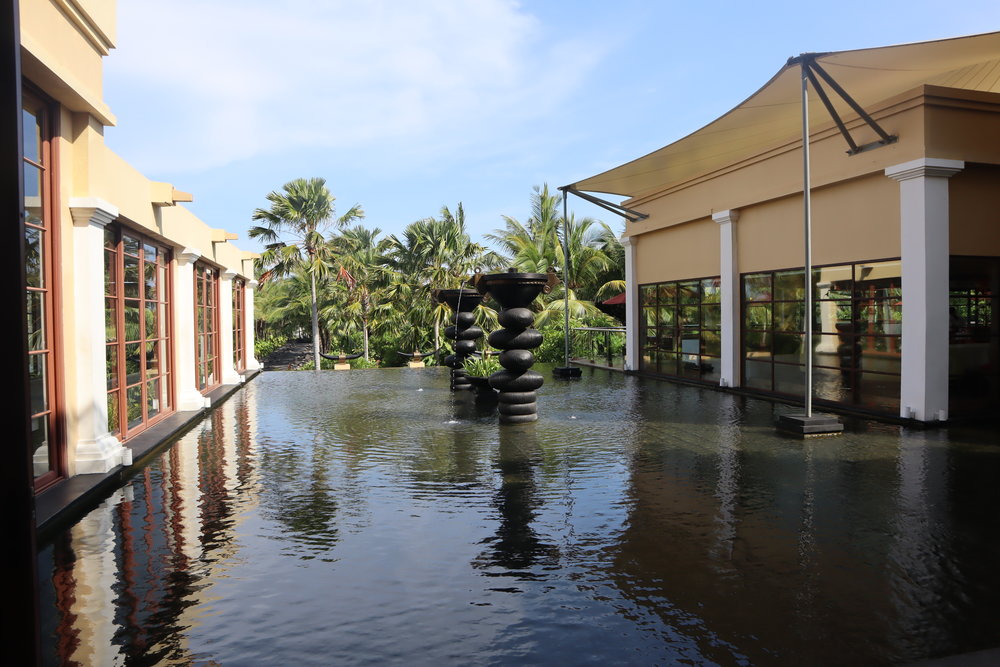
[
  {"left": 324, "top": 225, "right": 394, "bottom": 361},
  {"left": 249, "top": 177, "right": 363, "bottom": 370},
  {"left": 487, "top": 184, "right": 620, "bottom": 326},
  {"left": 386, "top": 204, "right": 499, "bottom": 351}
]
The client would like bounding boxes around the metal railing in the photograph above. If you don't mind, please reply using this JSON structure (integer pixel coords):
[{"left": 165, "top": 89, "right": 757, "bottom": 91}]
[{"left": 569, "top": 326, "right": 626, "bottom": 370}]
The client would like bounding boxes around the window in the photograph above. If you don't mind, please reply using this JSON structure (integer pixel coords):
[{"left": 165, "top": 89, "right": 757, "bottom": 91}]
[
  {"left": 742, "top": 260, "right": 902, "bottom": 412},
  {"left": 949, "top": 256, "right": 999, "bottom": 416},
  {"left": 639, "top": 277, "right": 721, "bottom": 383},
  {"left": 195, "top": 262, "right": 220, "bottom": 391},
  {"left": 24, "top": 88, "right": 62, "bottom": 489},
  {"left": 233, "top": 277, "right": 246, "bottom": 372},
  {"left": 105, "top": 227, "right": 173, "bottom": 438}
]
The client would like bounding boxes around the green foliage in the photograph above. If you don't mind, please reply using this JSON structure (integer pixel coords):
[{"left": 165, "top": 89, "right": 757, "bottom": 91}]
[
  {"left": 255, "top": 334, "right": 289, "bottom": 360},
  {"left": 463, "top": 355, "right": 500, "bottom": 377},
  {"left": 350, "top": 357, "right": 380, "bottom": 369}
]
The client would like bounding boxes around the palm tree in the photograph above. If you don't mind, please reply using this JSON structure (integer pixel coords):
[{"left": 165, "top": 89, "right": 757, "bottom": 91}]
[
  {"left": 249, "top": 177, "right": 363, "bottom": 370},
  {"left": 386, "top": 204, "right": 499, "bottom": 352},
  {"left": 324, "top": 225, "right": 394, "bottom": 361},
  {"left": 487, "top": 184, "right": 620, "bottom": 326}
]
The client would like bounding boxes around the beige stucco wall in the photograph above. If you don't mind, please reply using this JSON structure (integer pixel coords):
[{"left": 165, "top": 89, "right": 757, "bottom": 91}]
[
  {"left": 951, "top": 163, "right": 1000, "bottom": 256},
  {"left": 635, "top": 217, "right": 719, "bottom": 284}
]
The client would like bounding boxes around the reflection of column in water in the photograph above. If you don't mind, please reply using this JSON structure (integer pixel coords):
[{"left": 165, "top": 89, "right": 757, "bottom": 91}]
[
  {"left": 711, "top": 397, "right": 741, "bottom": 566},
  {"left": 887, "top": 429, "right": 947, "bottom": 650},
  {"left": 475, "top": 424, "right": 556, "bottom": 573},
  {"left": 795, "top": 439, "right": 819, "bottom": 615},
  {"left": 63, "top": 488, "right": 131, "bottom": 665}
]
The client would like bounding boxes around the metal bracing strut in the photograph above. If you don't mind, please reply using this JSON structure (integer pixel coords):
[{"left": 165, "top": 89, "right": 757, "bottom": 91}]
[{"left": 560, "top": 187, "right": 649, "bottom": 223}]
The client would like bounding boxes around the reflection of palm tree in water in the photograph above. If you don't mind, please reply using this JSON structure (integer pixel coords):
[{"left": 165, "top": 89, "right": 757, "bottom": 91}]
[{"left": 474, "top": 425, "right": 557, "bottom": 577}]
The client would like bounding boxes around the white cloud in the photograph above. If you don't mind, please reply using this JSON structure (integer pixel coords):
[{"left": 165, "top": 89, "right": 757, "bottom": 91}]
[{"left": 106, "top": 0, "right": 608, "bottom": 172}]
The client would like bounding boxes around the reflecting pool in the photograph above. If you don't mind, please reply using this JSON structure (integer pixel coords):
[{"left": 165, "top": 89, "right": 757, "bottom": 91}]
[{"left": 38, "top": 368, "right": 1000, "bottom": 665}]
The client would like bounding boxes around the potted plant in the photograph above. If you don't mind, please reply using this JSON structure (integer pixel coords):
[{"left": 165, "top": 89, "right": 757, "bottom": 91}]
[{"left": 463, "top": 355, "right": 501, "bottom": 396}]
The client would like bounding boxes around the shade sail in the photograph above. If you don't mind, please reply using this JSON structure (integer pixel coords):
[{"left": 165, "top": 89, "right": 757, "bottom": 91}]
[{"left": 568, "top": 31, "right": 1000, "bottom": 199}]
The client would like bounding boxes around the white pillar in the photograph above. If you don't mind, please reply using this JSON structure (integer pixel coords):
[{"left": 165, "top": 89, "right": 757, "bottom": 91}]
[
  {"left": 713, "top": 209, "right": 740, "bottom": 388},
  {"left": 218, "top": 271, "right": 242, "bottom": 385},
  {"left": 174, "top": 249, "right": 209, "bottom": 411},
  {"left": 885, "top": 158, "right": 963, "bottom": 422},
  {"left": 69, "top": 198, "right": 126, "bottom": 473},
  {"left": 622, "top": 235, "right": 639, "bottom": 371},
  {"left": 245, "top": 280, "right": 261, "bottom": 371}
]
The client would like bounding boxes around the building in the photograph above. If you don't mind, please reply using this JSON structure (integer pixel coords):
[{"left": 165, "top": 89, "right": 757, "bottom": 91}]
[
  {"left": 566, "top": 32, "right": 1000, "bottom": 422},
  {"left": 20, "top": 0, "right": 260, "bottom": 496}
]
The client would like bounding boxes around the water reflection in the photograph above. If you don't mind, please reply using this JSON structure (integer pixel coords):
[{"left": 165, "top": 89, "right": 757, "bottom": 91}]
[
  {"left": 37, "top": 369, "right": 1000, "bottom": 665},
  {"left": 474, "top": 424, "right": 558, "bottom": 580}
]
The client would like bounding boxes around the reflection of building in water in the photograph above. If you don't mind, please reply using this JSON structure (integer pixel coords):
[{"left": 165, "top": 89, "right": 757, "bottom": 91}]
[
  {"left": 40, "top": 392, "right": 259, "bottom": 665},
  {"left": 569, "top": 32, "right": 1000, "bottom": 421},
  {"left": 602, "top": 394, "right": 977, "bottom": 664}
]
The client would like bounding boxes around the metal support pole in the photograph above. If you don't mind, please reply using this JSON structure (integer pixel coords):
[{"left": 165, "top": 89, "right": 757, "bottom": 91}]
[
  {"left": 802, "top": 62, "right": 814, "bottom": 418},
  {"left": 562, "top": 192, "right": 571, "bottom": 367}
]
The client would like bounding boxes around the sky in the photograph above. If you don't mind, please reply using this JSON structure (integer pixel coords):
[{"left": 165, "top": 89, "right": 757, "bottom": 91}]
[{"left": 103, "top": 0, "right": 1000, "bottom": 255}]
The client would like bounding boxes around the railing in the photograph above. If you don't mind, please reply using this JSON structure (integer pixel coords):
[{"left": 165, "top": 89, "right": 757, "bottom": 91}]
[{"left": 569, "top": 326, "right": 626, "bottom": 370}]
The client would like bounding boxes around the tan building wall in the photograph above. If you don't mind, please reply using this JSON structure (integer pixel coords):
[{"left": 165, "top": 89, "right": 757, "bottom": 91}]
[
  {"left": 951, "top": 163, "right": 1000, "bottom": 256},
  {"left": 635, "top": 217, "right": 719, "bottom": 284}
]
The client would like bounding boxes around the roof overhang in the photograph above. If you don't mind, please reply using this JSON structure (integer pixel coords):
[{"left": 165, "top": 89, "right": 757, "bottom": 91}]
[{"left": 566, "top": 31, "right": 1000, "bottom": 201}]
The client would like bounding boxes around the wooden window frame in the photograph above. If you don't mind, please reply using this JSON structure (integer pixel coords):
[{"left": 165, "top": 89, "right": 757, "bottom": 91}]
[
  {"left": 233, "top": 277, "right": 246, "bottom": 372},
  {"left": 195, "top": 262, "right": 221, "bottom": 392},
  {"left": 24, "top": 85, "right": 65, "bottom": 491},
  {"left": 105, "top": 226, "right": 175, "bottom": 440}
]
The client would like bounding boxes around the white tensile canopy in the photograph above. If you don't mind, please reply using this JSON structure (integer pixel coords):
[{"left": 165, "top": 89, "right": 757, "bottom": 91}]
[{"left": 567, "top": 31, "right": 1000, "bottom": 200}]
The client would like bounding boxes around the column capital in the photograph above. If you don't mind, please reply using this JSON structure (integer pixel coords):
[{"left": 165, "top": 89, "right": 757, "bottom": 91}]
[
  {"left": 221, "top": 270, "right": 238, "bottom": 281},
  {"left": 885, "top": 158, "right": 964, "bottom": 182},
  {"left": 69, "top": 197, "right": 119, "bottom": 228},
  {"left": 176, "top": 248, "right": 202, "bottom": 266},
  {"left": 248, "top": 280, "right": 260, "bottom": 289},
  {"left": 620, "top": 234, "right": 634, "bottom": 248},
  {"left": 712, "top": 209, "right": 740, "bottom": 225}
]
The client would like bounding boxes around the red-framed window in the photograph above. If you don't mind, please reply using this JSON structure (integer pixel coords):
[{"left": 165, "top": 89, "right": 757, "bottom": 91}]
[
  {"left": 233, "top": 277, "right": 246, "bottom": 372},
  {"left": 195, "top": 262, "right": 221, "bottom": 391},
  {"left": 105, "top": 226, "right": 174, "bottom": 439},
  {"left": 24, "top": 87, "right": 63, "bottom": 490}
]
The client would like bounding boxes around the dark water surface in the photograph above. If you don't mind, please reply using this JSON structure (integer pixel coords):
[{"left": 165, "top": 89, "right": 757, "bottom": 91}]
[{"left": 38, "top": 368, "right": 1000, "bottom": 665}]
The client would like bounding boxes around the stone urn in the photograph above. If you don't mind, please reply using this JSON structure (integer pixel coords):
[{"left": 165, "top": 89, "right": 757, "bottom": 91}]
[
  {"left": 476, "top": 269, "right": 553, "bottom": 423},
  {"left": 436, "top": 288, "right": 484, "bottom": 390}
]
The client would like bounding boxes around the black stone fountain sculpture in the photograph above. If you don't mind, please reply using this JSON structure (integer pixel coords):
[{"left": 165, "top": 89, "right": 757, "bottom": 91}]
[
  {"left": 475, "top": 269, "right": 556, "bottom": 424},
  {"left": 435, "top": 288, "right": 484, "bottom": 390}
]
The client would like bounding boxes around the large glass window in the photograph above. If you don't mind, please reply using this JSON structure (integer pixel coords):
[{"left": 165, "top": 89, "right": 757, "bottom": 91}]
[
  {"left": 105, "top": 227, "right": 173, "bottom": 438},
  {"left": 195, "top": 262, "right": 220, "bottom": 391},
  {"left": 24, "top": 89, "right": 61, "bottom": 489},
  {"left": 949, "top": 256, "right": 999, "bottom": 416},
  {"left": 233, "top": 277, "right": 246, "bottom": 373},
  {"left": 742, "top": 260, "right": 902, "bottom": 413},
  {"left": 639, "top": 276, "right": 721, "bottom": 383}
]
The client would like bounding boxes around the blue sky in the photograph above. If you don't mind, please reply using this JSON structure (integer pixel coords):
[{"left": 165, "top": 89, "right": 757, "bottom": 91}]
[{"left": 103, "top": 0, "right": 1000, "bottom": 255}]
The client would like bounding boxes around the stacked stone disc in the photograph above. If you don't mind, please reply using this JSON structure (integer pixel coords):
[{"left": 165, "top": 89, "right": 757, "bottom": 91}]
[
  {"left": 475, "top": 270, "right": 552, "bottom": 424},
  {"left": 488, "top": 307, "right": 544, "bottom": 423},
  {"left": 437, "top": 289, "right": 483, "bottom": 391}
]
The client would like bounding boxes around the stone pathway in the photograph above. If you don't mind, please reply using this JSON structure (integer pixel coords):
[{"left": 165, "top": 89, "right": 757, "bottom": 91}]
[{"left": 262, "top": 340, "right": 314, "bottom": 370}]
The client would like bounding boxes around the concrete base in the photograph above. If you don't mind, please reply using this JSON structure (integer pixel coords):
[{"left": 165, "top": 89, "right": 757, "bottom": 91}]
[
  {"left": 334, "top": 363, "right": 351, "bottom": 370},
  {"left": 553, "top": 366, "right": 582, "bottom": 378},
  {"left": 776, "top": 413, "right": 844, "bottom": 437},
  {"left": 407, "top": 361, "right": 425, "bottom": 369},
  {"left": 74, "top": 433, "right": 126, "bottom": 474}
]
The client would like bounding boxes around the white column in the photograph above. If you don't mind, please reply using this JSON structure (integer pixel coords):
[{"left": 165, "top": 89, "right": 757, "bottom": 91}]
[
  {"left": 885, "top": 158, "right": 963, "bottom": 422},
  {"left": 174, "top": 249, "right": 209, "bottom": 411},
  {"left": 69, "top": 198, "right": 126, "bottom": 473},
  {"left": 218, "top": 271, "right": 242, "bottom": 385},
  {"left": 713, "top": 209, "right": 740, "bottom": 388},
  {"left": 622, "top": 235, "right": 639, "bottom": 371},
  {"left": 245, "top": 280, "right": 261, "bottom": 371}
]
